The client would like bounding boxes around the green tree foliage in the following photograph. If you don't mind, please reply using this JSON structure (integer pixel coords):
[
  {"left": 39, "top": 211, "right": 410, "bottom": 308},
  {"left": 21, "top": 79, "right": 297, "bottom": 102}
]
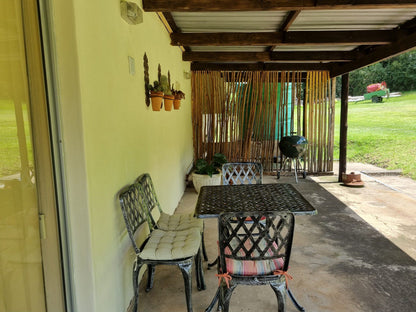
[{"left": 336, "top": 49, "right": 416, "bottom": 96}]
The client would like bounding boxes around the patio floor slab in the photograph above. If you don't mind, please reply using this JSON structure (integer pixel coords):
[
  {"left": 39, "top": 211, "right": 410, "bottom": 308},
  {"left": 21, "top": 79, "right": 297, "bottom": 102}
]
[{"left": 134, "top": 166, "right": 416, "bottom": 312}]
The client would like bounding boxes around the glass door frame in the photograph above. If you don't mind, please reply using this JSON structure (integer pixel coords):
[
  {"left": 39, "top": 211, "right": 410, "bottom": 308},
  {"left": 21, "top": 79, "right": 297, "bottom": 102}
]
[{"left": 21, "top": 0, "right": 68, "bottom": 310}]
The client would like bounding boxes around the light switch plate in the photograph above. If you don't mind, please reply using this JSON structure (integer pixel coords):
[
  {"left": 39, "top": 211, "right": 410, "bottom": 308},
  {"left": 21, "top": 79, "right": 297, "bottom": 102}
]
[{"left": 128, "top": 56, "right": 135, "bottom": 75}]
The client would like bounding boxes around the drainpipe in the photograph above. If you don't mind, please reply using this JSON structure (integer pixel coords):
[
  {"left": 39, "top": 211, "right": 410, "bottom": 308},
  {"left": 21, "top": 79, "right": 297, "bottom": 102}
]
[{"left": 338, "top": 74, "right": 349, "bottom": 182}]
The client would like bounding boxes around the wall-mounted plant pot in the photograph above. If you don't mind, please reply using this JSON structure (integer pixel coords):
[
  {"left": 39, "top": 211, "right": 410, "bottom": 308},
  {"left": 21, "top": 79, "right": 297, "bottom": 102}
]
[
  {"left": 150, "top": 91, "right": 164, "bottom": 111},
  {"left": 173, "top": 99, "right": 181, "bottom": 110},
  {"left": 164, "top": 95, "right": 174, "bottom": 111}
]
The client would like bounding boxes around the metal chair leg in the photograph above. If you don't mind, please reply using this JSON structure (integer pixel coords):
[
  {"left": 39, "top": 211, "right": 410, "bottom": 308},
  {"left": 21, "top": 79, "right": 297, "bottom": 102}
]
[
  {"left": 179, "top": 262, "right": 193, "bottom": 312},
  {"left": 146, "top": 264, "right": 155, "bottom": 292},
  {"left": 219, "top": 283, "right": 236, "bottom": 312},
  {"left": 132, "top": 261, "right": 142, "bottom": 312},
  {"left": 207, "top": 257, "right": 218, "bottom": 270},
  {"left": 288, "top": 288, "right": 306, "bottom": 312},
  {"left": 270, "top": 282, "right": 287, "bottom": 312},
  {"left": 205, "top": 287, "right": 220, "bottom": 312},
  {"left": 197, "top": 248, "right": 206, "bottom": 290},
  {"left": 202, "top": 231, "right": 208, "bottom": 261},
  {"left": 294, "top": 158, "right": 299, "bottom": 183}
]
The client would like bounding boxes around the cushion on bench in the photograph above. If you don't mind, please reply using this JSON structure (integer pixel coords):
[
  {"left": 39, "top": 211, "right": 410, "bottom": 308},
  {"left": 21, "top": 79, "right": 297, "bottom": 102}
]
[
  {"left": 157, "top": 212, "right": 203, "bottom": 232},
  {"left": 140, "top": 228, "right": 201, "bottom": 260}
]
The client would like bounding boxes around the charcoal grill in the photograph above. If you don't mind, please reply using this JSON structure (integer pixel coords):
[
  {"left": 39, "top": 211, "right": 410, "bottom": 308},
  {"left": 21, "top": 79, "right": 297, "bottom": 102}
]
[{"left": 277, "top": 135, "right": 308, "bottom": 183}]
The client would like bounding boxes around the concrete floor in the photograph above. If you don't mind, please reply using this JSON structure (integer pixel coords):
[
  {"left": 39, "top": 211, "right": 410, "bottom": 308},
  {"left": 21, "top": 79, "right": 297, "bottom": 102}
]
[{"left": 136, "top": 164, "right": 416, "bottom": 312}]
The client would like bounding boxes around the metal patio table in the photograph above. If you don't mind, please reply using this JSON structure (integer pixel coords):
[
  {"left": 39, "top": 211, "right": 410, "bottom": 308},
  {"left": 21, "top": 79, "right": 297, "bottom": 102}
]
[{"left": 194, "top": 183, "right": 317, "bottom": 312}]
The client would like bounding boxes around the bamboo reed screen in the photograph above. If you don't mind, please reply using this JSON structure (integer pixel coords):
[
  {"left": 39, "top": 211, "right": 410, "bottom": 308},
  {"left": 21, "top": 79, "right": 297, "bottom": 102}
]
[{"left": 191, "top": 70, "right": 335, "bottom": 174}]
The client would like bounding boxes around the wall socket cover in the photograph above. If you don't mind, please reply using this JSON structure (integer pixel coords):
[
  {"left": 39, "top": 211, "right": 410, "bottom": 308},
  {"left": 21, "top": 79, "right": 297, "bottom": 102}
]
[{"left": 128, "top": 56, "right": 135, "bottom": 75}]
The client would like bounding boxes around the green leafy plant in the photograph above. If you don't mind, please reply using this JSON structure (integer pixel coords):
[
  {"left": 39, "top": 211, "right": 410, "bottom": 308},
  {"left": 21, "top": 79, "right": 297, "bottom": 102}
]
[{"left": 194, "top": 153, "right": 227, "bottom": 177}]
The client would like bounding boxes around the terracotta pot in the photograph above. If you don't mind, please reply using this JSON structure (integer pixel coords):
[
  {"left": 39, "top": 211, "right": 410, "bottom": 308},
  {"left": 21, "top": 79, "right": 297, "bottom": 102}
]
[
  {"left": 173, "top": 99, "right": 181, "bottom": 110},
  {"left": 150, "top": 91, "right": 164, "bottom": 111},
  {"left": 342, "top": 172, "right": 364, "bottom": 187},
  {"left": 164, "top": 95, "right": 174, "bottom": 111}
]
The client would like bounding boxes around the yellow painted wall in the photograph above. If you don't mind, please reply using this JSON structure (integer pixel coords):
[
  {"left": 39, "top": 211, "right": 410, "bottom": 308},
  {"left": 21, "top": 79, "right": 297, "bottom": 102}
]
[{"left": 48, "top": 0, "right": 193, "bottom": 311}]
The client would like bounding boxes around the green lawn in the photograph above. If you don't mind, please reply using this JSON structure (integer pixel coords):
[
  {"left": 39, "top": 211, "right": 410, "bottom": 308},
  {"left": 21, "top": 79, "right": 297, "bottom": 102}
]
[
  {"left": 334, "top": 91, "right": 416, "bottom": 179},
  {"left": 0, "top": 99, "right": 33, "bottom": 177}
]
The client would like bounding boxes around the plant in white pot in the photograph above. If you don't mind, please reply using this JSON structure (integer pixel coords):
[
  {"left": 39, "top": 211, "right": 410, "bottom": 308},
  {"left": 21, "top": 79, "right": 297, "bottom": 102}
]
[{"left": 192, "top": 153, "right": 227, "bottom": 193}]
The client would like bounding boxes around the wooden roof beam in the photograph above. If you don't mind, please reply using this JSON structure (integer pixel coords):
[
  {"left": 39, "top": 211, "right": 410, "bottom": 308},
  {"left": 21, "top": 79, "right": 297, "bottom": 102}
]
[
  {"left": 143, "top": 0, "right": 416, "bottom": 12},
  {"left": 171, "top": 30, "right": 398, "bottom": 46},
  {"left": 191, "top": 62, "right": 331, "bottom": 71},
  {"left": 330, "top": 30, "right": 416, "bottom": 77},
  {"left": 160, "top": 12, "right": 191, "bottom": 52},
  {"left": 183, "top": 51, "right": 356, "bottom": 62}
]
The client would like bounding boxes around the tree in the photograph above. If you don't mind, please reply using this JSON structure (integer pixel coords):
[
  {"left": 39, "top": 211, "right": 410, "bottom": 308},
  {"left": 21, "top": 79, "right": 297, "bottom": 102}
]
[{"left": 336, "top": 49, "right": 416, "bottom": 96}]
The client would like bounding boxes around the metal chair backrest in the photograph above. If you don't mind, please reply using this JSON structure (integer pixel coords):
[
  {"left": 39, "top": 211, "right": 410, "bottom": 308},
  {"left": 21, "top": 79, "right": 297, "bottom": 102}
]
[
  {"left": 136, "top": 173, "right": 162, "bottom": 230},
  {"left": 218, "top": 211, "right": 295, "bottom": 274},
  {"left": 118, "top": 182, "right": 149, "bottom": 254},
  {"left": 222, "top": 162, "right": 263, "bottom": 185}
]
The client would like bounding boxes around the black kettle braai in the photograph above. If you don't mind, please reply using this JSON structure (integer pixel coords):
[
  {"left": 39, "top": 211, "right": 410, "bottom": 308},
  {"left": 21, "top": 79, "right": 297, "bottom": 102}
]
[{"left": 278, "top": 135, "right": 308, "bottom": 183}]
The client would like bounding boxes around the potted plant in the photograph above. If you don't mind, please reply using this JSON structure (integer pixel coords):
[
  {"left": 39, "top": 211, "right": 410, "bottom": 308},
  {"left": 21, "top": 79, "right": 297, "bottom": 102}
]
[
  {"left": 148, "top": 80, "right": 164, "bottom": 111},
  {"left": 172, "top": 89, "right": 185, "bottom": 110},
  {"left": 160, "top": 75, "right": 174, "bottom": 111},
  {"left": 192, "top": 153, "right": 227, "bottom": 193}
]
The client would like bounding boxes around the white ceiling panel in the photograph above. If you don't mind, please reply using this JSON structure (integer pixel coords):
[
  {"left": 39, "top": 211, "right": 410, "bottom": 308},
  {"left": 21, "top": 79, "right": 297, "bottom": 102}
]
[{"left": 172, "top": 11, "right": 288, "bottom": 32}]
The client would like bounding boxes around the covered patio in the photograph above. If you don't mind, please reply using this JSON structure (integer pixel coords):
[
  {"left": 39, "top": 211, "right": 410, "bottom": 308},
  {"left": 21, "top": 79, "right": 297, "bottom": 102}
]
[
  {"left": 4, "top": 1, "right": 416, "bottom": 312},
  {"left": 136, "top": 168, "right": 416, "bottom": 311}
]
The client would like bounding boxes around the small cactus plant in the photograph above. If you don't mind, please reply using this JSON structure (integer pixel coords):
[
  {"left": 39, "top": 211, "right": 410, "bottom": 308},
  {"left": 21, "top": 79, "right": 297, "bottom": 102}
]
[
  {"left": 160, "top": 75, "right": 172, "bottom": 95},
  {"left": 148, "top": 80, "right": 163, "bottom": 93}
]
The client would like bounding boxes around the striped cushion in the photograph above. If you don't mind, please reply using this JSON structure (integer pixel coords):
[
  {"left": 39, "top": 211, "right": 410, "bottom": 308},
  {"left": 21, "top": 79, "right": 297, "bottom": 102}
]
[{"left": 224, "top": 239, "right": 284, "bottom": 276}]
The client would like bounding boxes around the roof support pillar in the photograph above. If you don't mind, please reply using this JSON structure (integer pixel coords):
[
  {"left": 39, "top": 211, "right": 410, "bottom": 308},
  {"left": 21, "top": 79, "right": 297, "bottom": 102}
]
[{"left": 338, "top": 73, "right": 349, "bottom": 182}]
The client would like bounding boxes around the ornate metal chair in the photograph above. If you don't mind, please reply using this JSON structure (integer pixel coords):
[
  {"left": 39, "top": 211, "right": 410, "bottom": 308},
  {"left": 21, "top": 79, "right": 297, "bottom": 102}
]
[
  {"left": 222, "top": 162, "right": 263, "bottom": 185},
  {"left": 118, "top": 182, "right": 205, "bottom": 312},
  {"left": 136, "top": 173, "right": 208, "bottom": 261},
  {"left": 214, "top": 211, "right": 295, "bottom": 312}
]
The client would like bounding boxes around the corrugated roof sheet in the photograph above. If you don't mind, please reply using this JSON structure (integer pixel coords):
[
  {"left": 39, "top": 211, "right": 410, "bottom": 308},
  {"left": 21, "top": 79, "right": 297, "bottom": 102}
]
[
  {"left": 172, "top": 11, "right": 287, "bottom": 32},
  {"left": 291, "top": 9, "right": 416, "bottom": 31}
]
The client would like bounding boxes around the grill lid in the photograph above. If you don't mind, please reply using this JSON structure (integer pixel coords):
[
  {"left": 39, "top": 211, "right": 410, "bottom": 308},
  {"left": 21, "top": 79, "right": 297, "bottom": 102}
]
[{"left": 279, "top": 136, "right": 308, "bottom": 158}]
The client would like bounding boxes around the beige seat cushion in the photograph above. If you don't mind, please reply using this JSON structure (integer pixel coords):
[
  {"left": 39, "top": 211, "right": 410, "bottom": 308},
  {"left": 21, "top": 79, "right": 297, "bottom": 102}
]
[
  {"left": 140, "top": 228, "right": 201, "bottom": 260},
  {"left": 158, "top": 212, "right": 203, "bottom": 232}
]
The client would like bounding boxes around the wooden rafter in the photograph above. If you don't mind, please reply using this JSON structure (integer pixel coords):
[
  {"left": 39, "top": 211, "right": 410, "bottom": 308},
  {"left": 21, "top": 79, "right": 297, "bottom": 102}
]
[
  {"left": 331, "top": 30, "right": 416, "bottom": 77},
  {"left": 143, "top": 0, "right": 416, "bottom": 12},
  {"left": 280, "top": 10, "right": 301, "bottom": 32},
  {"left": 268, "top": 10, "right": 301, "bottom": 52},
  {"left": 171, "top": 30, "right": 398, "bottom": 46},
  {"left": 184, "top": 51, "right": 355, "bottom": 62}
]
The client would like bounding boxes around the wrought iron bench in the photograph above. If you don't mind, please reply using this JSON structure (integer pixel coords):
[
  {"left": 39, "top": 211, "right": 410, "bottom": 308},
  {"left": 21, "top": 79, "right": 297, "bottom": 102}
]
[
  {"left": 118, "top": 182, "right": 205, "bottom": 312},
  {"left": 136, "top": 173, "right": 208, "bottom": 261}
]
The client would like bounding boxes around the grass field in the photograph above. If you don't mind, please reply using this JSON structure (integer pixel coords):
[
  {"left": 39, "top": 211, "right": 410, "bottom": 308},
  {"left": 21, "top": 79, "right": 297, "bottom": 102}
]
[
  {"left": 334, "top": 91, "right": 416, "bottom": 179},
  {"left": 0, "top": 99, "right": 33, "bottom": 177}
]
